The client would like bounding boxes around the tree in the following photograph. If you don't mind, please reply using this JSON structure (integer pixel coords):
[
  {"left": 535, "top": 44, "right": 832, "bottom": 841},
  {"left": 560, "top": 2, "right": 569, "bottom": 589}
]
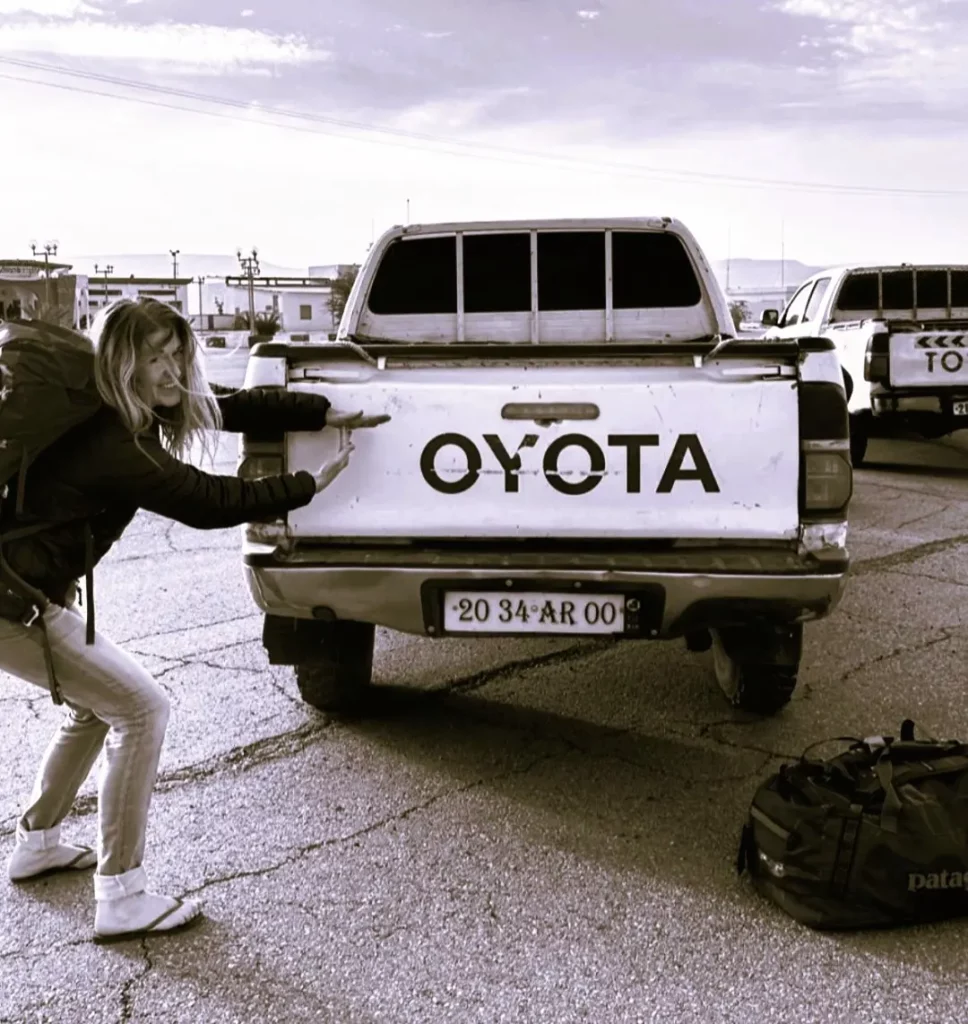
[
  {"left": 328, "top": 264, "right": 360, "bottom": 328},
  {"left": 253, "top": 310, "right": 281, "bottom": 338},
  {"left": 729, "top": 300, "right": 751, "bottom": 332}
]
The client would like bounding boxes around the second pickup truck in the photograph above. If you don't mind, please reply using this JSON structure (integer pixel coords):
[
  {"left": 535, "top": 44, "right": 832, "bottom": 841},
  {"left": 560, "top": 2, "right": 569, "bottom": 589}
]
[{"left": 762, "top": 263, "right": 968, "bottom": 463}]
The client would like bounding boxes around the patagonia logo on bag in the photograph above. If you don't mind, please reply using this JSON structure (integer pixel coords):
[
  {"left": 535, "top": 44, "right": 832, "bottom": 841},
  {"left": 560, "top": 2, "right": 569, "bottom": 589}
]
[{"left": 907, "top": 870, "right": 968, "bottom": 893}]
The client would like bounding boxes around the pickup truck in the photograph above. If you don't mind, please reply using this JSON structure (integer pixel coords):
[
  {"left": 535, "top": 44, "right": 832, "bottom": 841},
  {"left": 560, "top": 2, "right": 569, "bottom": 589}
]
[
  {"left": 761, "top": 263, "right": 968, "bottom": 464},
  {"left": 237, "top": 217, "right": 852, "bottom": 718}
]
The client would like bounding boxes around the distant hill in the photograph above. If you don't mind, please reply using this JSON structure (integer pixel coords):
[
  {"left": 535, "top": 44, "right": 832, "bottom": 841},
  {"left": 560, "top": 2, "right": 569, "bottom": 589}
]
[
  {"left": 57, "top": 253, "right": 833, "bottom": 294},
  {"left": 710, "top": 258, "right": 828, "bottom": 292},
  {"left": 58, "top": 253, "right": 311, "bottom": 280}
]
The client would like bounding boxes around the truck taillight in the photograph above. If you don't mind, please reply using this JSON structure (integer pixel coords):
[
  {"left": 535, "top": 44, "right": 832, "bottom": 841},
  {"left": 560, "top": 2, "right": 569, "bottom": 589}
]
[
  {"left": 863, "top": 328, "right": 890, "bottom": 383},
  {"left": 238, "top": 436, "right": 288, "bottom": 535},
  {"left": 802, "top": 446, "right": 852, "bottom": 510},
  {"left": 237, "top": 433, "right": 286, "bottom": 480},
  {"left": 238, "top": 454, "right": 284, "bottom": 479},
  {"left": 798, "top": 382, "right": 852, "bottom": 517}
]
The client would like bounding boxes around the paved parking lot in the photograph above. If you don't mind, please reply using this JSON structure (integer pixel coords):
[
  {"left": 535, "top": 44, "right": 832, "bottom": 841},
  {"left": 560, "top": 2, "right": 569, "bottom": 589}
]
[{"left": 2, "top": 348, "right": 968, "bottom": 1023}]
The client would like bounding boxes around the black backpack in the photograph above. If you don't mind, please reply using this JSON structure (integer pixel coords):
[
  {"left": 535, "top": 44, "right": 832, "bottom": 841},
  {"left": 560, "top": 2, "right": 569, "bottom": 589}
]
[
  {"left": 0, "top": 318, "right": 103, "bottom": 703},
  {"left": 737, "top": 720, "right": 968, "bottom": 929}
]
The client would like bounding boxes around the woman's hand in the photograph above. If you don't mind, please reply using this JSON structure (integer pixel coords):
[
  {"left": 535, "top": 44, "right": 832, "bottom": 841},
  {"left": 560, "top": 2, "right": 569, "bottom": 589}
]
[
  {"left": 313, "top": 439, "right": 355, "bottom": 494},
  {"left": 324, "top": 409, "right": 391, "bottom": 429}
]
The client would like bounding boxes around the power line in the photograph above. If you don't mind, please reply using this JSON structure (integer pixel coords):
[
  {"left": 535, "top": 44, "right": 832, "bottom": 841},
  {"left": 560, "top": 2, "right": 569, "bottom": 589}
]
[{"left": 1, "top": 55, "right": 966, "bottom": 199}]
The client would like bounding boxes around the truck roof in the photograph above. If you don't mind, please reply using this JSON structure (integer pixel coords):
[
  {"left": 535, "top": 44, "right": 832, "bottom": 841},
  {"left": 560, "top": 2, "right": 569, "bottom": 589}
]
[
  {"left": 386, "top": 216, "right": 681, "bottom": 236},
  {"left": 813, "top": 263, "right": 968, "bottom": 278}
]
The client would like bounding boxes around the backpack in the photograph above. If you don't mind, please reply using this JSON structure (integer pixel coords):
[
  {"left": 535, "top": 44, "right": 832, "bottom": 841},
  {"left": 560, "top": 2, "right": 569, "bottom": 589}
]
[
  {"left": 0, "top": 318, "right": 104, "bottom": 704},
  {"left": 737, "top": 720, "right": 968, "bottom": 929}
]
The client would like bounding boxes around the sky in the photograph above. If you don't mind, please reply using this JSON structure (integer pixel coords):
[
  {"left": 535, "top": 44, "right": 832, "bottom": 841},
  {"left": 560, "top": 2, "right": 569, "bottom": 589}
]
[{"left": 2, "top": 0, "right": 968, "bottom": 270}]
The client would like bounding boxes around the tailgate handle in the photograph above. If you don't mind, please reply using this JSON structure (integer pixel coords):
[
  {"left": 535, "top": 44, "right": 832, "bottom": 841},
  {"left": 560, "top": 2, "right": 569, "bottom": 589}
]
[{"left": 501, "top": 402, "right": 599, "bottom": 421}]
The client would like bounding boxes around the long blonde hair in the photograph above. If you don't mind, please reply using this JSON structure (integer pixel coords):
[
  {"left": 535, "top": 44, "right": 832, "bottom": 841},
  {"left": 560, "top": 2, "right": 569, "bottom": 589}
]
[{"left": 89, "top": 297, "right": 223, "bottom": 466}]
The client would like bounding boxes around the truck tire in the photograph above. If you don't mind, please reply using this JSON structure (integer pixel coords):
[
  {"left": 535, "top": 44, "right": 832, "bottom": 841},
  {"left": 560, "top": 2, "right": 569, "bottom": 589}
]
[
  {"left": 709, "top": 624, "right": 802, "bottom": 715},
  {"left": 294, "top": 620, "right": 376, "bottom": 713},
  {"left": 849, "top": 411, "right": 870, "bottom": 467}
]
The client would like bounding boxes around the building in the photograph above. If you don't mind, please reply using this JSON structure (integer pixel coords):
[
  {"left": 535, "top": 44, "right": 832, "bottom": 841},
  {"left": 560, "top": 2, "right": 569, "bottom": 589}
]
[
  {"left": 86, "top": 275, "right": 192, "bottom": 326},
  {"left": 199, "top": 275, "right": 334, "bottom": 334},
  {"left": 0, "top": 258, "right": 90, "bottom": 328}
]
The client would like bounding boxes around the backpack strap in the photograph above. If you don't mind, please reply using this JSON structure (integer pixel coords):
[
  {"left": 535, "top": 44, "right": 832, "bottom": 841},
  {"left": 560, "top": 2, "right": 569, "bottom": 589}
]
[
  {"left": 830, "top": 802, "right": 864, "bottom": 894},
  {"left": 874, "top": 755, "right": 903, "bottom": 833},
  {"left": 0, "top": 545, "right": 63, "bottom": 704},
  {"left": 83, "top": 522, "right": 95, "bottom": 645}
]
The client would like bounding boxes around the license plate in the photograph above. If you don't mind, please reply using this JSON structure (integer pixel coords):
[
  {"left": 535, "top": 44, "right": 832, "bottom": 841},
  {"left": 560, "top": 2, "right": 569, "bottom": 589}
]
[
  {"left": 954, "top": 401, "right": 968, "bottom": 416},
  {"left": 443, "top": 590, "right": 626, "bottom": 635}
]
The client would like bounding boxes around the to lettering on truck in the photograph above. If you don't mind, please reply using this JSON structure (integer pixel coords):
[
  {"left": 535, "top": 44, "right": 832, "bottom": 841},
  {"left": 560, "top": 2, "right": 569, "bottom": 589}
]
[{"left": 419, "top": 431, "right": 721, "bottom": 495}]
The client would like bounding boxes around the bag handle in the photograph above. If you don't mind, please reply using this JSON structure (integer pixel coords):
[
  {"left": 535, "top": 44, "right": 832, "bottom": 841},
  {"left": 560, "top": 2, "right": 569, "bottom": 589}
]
[{"left": 874, "top": 753, "right": 904, "bottom": 833}]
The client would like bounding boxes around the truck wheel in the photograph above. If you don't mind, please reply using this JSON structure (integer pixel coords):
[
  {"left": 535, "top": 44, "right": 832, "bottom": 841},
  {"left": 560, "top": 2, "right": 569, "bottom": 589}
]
[
  {"left": 709, "top": 625, "right": 802, "bottom": 715},
  {"left": 849, "top": 411, "right": 870, "bottom": 467},
  {"left": 294, "top": 620, "right": 376, "bottom": 713}
]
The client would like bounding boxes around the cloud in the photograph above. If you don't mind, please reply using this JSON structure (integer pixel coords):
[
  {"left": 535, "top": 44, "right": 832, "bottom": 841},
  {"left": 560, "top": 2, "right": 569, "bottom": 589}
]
[
  {"left": 1, "top": 0, "right": 965, "bottom": 147},
  {"left": 0, "top": 0, "right": 99, "bottom": 15},
  {"left": 0, "top": 18, "right": 330, "bottom": 68}
]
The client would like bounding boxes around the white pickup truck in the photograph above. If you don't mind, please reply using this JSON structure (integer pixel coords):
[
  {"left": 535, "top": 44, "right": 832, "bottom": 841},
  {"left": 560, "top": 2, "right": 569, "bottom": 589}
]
[
  {"left": 237, "top": 217, "right": 852, "bottom": 717},
  {"left": 761, "top": 263, "right": 968, "bottom": 464}
]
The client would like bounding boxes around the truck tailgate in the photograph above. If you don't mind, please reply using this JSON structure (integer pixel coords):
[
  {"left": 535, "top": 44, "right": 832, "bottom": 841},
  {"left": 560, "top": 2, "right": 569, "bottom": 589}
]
[
  {"left": 284, "top": 364, "right": 801, "bottom": 541},
  {"left": 889, "top": 330, "right": 968, "bottom": 387}
]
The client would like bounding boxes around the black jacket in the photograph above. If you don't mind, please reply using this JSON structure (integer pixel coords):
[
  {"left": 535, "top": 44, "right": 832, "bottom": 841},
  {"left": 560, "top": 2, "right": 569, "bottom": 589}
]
[{"left": 1, "top": 385, "right": 329, "bottom": 605}]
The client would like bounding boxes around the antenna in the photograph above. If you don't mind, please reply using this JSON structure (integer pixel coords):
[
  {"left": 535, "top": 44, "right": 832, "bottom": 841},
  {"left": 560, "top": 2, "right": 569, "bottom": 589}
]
[
  {"left": 780, "top": 219, "right": 786, "bottom": 293},
  {"left": 726, "top": 224, "right": 732, "bottom": 292}
]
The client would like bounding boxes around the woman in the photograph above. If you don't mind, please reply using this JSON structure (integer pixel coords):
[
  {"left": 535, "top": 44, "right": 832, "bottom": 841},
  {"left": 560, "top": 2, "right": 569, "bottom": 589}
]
[{"left": 0, "top": 297, "right": 389, "bottom": 943}]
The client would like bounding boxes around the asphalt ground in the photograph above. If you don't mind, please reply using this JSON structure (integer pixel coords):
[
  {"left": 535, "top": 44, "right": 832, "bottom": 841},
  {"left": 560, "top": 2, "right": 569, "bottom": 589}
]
[{"left": 2, "top": 344, "right": 968, "bottom": 1023}]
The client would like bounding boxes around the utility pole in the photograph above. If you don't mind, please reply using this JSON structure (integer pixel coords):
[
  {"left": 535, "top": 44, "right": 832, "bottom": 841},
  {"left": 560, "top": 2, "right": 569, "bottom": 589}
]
[
  {"left": 406, "top": 198, "right": 410, "bottom": 225},
  {"left": 196, "top": 275, "right": 205, "bottom": 332},
  {"left": 170, "top": 249, "right": 180, "bottom": 281},
  {"left": 94, "top": 263, "right": 114, "bottom": 313},
  {"left": 237, "top": 248, "right": 260, "bottom": 333},
  {"left": 30, "top": 240, "right": 58, "bottom": 306}
]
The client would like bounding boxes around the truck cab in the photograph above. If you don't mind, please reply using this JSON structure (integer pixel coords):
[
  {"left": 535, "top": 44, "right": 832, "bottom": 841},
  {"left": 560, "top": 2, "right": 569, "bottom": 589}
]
[{"left": 762, "top": 264, "right": 968, "bottom": 463}]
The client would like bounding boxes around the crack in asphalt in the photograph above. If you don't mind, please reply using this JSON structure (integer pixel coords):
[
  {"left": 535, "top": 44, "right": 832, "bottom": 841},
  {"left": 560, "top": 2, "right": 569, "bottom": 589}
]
[
  {"left": 435, "top": 638, "right": 613, "bottom": 697},
  {"left": 0, "top": 937, "right": 91, "bottom": 964},
  {"left": 695, "top": 721, "right": 801, "bottom": 763},
  {"left": 179, "top": 750, "right": 561, "bottom": 899},
  {"left": 116, "top": 613, "right": 261, "bottom": 647},
  {"left": 109, "top": 544, "right": 237, "bottom": 566},
  {"left": 851, "top": 533, "right": 968, "bottom": 577},
  {"left": 886, "top": 568, "right": 968, "bottom": 592},
  {"left": 837, "top": 627, "right": 958, "bottom": 684},
  {"left": 558, "top": 734, "right": 779, "bottom": 782},
  {"left": 118, "top": 941, "right": 153, "bottom": 1024},
  {"left": 893, "top": 505, "right": 955, "bottom": 531}
]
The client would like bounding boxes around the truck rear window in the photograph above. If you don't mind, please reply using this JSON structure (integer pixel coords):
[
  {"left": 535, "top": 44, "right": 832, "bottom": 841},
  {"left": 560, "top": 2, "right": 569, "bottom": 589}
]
[
  {"left": 835, "top": 268, "right": 968, "bottom": 311},
  {"left": 366, "top": 230, "right": 702, "bottom": 315}
]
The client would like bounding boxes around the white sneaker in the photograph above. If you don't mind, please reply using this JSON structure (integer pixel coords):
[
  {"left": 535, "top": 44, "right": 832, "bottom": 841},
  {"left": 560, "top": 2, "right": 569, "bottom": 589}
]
[
  {"left": 7, "top": 823, "right": 97, "bottom": 883},
  {"left": 93, "top": 866, "right": 203, "bottom": 944}
]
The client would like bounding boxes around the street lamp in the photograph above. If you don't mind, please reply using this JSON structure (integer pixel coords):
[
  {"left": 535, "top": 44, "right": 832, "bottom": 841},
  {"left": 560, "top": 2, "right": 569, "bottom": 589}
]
[
  {"left": 30, "top": 240, "right": 58, "bottom": 306},
  {"left": 94, "top": 263, "right": 114, "bottom": 313}
]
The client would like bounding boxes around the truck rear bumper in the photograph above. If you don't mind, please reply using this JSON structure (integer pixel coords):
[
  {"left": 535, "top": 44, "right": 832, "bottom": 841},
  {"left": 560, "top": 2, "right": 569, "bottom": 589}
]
[
  {"left": 871, "top": 389, "right": 968, "bottom": 417},
  {"left": 242, "top": 547, "right": 848, "bottom": 638}
]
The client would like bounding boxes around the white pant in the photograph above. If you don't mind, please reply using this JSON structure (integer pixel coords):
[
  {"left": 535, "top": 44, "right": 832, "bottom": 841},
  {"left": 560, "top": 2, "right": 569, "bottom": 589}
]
[{"left": 0, "top": 599, "right": 170, "bottom": 876}]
